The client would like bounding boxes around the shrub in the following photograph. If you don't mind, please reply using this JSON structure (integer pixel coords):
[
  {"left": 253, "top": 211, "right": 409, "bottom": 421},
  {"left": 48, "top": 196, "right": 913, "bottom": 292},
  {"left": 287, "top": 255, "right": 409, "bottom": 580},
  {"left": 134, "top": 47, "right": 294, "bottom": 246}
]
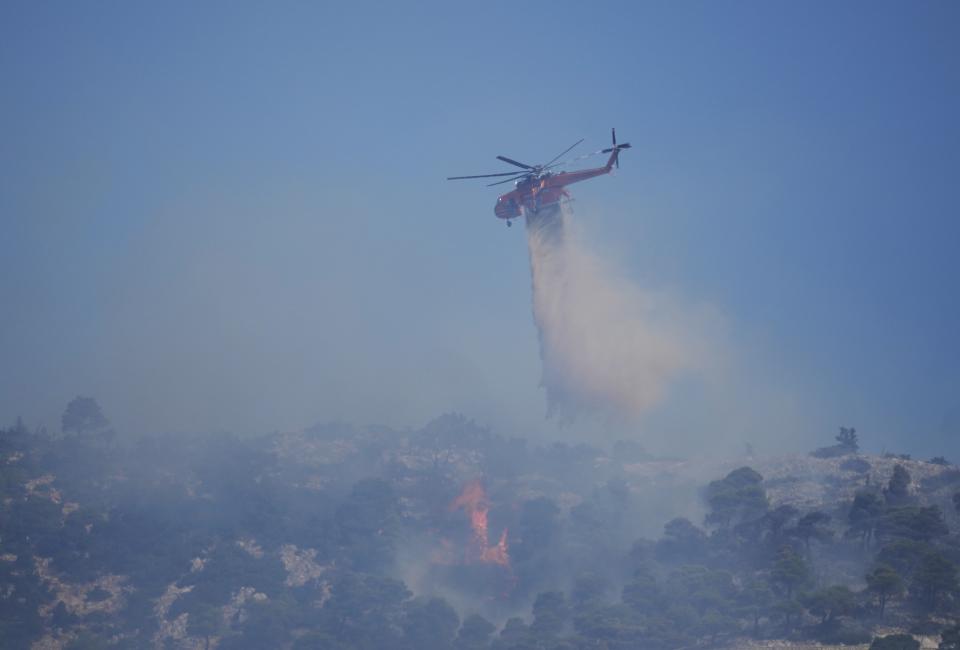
[
  {"left": 809, "top": 619, "right": 872, "bottom": 645},
  {"left": 841, "top": 457, "right": 871, "bottom": 473},
  {"left": 870, "top": 633, "right": 920, "bottom": 649},
  {"left": 883, "top": 452, "right": 912, "bottom": 460},
  {"left": 811, "top": 445, "right": 851, "bottom": 459}
]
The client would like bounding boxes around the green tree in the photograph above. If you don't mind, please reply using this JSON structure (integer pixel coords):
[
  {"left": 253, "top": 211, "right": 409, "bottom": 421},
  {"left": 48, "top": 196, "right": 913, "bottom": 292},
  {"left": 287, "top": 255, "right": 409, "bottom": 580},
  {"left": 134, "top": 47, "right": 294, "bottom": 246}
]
[
  {"left": 402, "top": 596, "right": 459, "bottom": 650},
  {"left": 493, "top": 617, "right": 532, "bottom": 650},
  {"left": 622, "top": 568, "right": 663, "bottom": 615},
  {"left": 220, "top": 597, "right": 296, "bottom": 650},
  {"left": 530, "top": 591, "right": 568, "bottom": 638},
  {"left": 755, "top": 504, "right": 799, "bottom": 549},
  {"left": 885, "top": 464, "right": 912, "bottom": 506},
  {"left": 61, "top": 396, "right": 109, "bottom": 435},
  {"left": 772, "top": 599, "right": 803, "bottom": 630},
  {"left": 187, "top": 604, "right": 223, "bottom": 650},
  {"left": 319, "top": 572, "right": 411, "bottom": 649},
  {"left": 876, "top": 540, "right": 935, "bottom": 588},
  {"left": 0, "top": 553, "right": 48, "bottom": 645},
  {"left": 914, "top": 551, "right": 958, "bottom": 610},
  {"left": 656, "top": 517, "right": 708, "bottom": 563},
  {"left": 865, "top": 565, "right": 905, "bottom": 617},
  {"left": 877, "top": 506, "right": 948, "bottom": 544},
  {"left": 513, "top": 497, "right": 561, "bottom": 562},
  {"left": 175, "top": 543, "right": 285, "bottom": 619},
  {"left": 771, "top": 546, "right": 808, "bottom": 598},
  {"left": 803, "top": 585, "right": 856, "bottom": 624},
  {"left": 455, "top": 614, "right": 495, "bottom": 650},
  {"left": 699, "top": 609, "right": 739, "bottom": 646},
  {"left": 704, "top": 467, "right": 769, "bottom": 529},
  {"left": 335, "top": 479, "right": 401, "bottom": 572},
  {"left": 940, "top": 624, "right": 960, "bottom": 650},
  {"left": 737, "top": 578, "right": 773, "bottom": 637},
  {"left": 848, "top": 490, "right": 884, "bottom": 547},
  {"left": 665, "top": 565, "right": 736, "bottom": 616},
  {"left": 50, "top": 601, "right": 76, "bottom": 630},
  {"left": 571, "top": 572, "right": 608, "bottom": 608},
  {"left": 789, "top": 511, "right": 832, "bottom": 553}
]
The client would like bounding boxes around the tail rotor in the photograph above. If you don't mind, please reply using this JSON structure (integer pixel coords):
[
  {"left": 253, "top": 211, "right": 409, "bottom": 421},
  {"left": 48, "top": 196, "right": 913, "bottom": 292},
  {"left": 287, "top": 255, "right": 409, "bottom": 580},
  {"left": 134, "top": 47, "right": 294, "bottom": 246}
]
[{"left": 601, "top": 128, "right": 631, "bottom": 168}]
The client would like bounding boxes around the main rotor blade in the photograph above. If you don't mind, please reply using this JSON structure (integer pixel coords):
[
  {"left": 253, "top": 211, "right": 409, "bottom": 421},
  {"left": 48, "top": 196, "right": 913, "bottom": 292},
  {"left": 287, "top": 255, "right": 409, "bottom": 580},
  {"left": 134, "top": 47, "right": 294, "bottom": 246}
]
[
  {"left": 496, "top": 156, "right": 535, "bottom": 170},
  {"left": 447, "top": 171, "right": 531, "bottom": 180},
  {"left": 542, "top": 138, "right": 584, "bottom": 169},
  {"left": 544, "top": 148, "right": 607, "bottom": 170},
  {"left": 488, "top": 174, "right": 528, "bottom": 187}
]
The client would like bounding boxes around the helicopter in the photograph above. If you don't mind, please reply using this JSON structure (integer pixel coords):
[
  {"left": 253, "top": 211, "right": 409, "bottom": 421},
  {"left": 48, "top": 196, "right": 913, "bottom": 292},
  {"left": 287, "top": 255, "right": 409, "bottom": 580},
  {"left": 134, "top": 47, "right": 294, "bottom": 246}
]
[{"left": 447, "top": 128, "right": 631, "bottom": 226}]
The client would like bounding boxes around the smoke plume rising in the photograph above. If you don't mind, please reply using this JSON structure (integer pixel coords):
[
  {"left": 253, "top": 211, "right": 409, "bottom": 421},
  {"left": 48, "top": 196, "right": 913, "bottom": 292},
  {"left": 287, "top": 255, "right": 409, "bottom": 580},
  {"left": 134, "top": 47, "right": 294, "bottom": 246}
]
[{"left": 525, "top": 205, "right": 709, "bottom": 421}]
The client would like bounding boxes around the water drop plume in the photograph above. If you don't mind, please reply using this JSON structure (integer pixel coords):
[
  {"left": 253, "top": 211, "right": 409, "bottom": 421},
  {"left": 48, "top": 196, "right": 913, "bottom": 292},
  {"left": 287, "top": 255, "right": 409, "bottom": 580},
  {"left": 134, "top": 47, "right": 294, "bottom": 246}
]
[{"left": 525, "top": 205, "right": 705, "bottom": 421}]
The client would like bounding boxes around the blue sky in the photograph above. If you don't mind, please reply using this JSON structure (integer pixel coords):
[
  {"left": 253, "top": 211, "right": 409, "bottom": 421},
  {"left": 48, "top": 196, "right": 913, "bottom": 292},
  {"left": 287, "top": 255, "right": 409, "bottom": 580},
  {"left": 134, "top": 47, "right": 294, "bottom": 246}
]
[{"left": 2, "top": 2, "right": 958, "bottom": 457}]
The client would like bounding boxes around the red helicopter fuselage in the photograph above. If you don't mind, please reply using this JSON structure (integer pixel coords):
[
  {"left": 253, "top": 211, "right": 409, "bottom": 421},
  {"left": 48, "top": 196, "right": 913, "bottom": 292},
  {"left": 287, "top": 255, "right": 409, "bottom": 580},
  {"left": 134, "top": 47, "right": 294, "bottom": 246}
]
[{"left": 493, "top": 149, "right": 620, "bottom": 221}]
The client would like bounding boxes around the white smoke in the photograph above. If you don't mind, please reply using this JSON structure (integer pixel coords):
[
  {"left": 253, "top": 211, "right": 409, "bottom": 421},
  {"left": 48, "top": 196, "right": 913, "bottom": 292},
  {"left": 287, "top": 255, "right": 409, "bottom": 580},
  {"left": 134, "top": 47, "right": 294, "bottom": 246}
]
[{"left": 525, "top": 205, "right": 714, "bottom": 421}]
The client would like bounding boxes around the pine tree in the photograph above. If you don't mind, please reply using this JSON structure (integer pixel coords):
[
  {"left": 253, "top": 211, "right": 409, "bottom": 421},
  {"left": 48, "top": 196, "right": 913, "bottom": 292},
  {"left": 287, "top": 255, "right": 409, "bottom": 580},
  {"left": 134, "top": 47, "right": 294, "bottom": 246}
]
[{"left": 836, "top": 426, "right": 859, "bottom": 452}]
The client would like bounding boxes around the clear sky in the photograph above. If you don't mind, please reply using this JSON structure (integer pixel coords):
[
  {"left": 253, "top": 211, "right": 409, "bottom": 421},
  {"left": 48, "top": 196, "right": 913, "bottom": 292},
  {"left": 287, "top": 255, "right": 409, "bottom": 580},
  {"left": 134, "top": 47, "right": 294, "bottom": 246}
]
[{"left": 2, "top": 2, "right": 958, "bottom": 457}]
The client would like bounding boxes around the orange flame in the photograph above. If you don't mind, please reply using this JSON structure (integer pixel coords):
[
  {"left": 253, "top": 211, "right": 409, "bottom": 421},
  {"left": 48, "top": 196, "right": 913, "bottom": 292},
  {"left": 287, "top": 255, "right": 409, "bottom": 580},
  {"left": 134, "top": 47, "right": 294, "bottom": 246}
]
[{"left": 450, "top": 479, "right": 510, "bottom": 566}]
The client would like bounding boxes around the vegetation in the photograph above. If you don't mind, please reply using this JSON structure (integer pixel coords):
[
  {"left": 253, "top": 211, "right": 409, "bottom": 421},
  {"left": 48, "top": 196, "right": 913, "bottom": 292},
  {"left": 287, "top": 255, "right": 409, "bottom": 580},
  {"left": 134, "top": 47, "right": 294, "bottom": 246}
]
[
  {"left": 811, "top": 426, "right": 860, "bottom": 458},
  {"left": 1, "top": 406, "right": 960, "bottom": 648}
]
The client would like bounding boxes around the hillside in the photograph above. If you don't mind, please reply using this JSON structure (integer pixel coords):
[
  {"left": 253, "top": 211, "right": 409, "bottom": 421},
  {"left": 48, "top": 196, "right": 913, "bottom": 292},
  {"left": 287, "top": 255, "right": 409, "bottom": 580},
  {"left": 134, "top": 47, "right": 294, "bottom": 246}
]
[{"left": 3, "top": 414, "right": 960, "bottom": 649}]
